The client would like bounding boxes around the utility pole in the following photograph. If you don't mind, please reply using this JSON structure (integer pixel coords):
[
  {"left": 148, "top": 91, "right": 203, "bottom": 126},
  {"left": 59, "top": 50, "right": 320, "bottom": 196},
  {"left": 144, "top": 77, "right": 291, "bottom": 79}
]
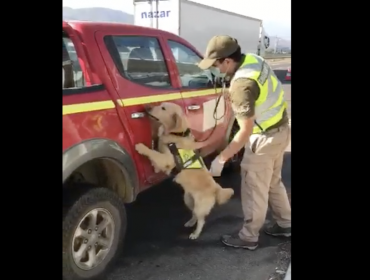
[{"left": 274, "top": 36, "right": 280, "bottom": 53}]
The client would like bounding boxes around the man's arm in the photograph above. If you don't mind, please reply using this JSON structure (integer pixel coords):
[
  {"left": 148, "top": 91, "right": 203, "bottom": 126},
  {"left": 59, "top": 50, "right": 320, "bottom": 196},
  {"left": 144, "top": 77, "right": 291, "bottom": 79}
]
[{"left": 218, "top": 78, "right": 260, "bottom": 163}]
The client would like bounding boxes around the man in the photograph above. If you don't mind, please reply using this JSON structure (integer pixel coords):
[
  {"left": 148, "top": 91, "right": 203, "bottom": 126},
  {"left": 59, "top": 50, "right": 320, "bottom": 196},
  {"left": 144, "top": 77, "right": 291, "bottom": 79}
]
[{"left": 198, "top": 35, "right": 291, "bottom": 250}]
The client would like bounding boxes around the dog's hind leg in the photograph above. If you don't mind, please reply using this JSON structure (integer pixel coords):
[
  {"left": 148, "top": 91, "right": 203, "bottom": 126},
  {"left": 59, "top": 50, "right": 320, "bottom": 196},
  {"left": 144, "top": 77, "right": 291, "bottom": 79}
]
[
  {"left": 183, "top": 193, "right": 197, "bottom": 227},
  {"left": 189, "top": 196, "right": 215, "bottom": 240}
]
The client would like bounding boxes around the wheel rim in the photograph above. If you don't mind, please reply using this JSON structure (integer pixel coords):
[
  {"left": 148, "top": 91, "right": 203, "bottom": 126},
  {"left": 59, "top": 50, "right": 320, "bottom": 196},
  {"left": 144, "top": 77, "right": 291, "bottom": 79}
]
[{"left": 72, "top": 208, "right": 115, "bottom": 270}]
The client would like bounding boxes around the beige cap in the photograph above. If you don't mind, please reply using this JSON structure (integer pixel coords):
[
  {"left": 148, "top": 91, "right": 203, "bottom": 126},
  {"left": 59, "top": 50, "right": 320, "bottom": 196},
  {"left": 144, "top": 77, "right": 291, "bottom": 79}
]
[{"left": 198, "top": 35, "right": 239, "bottom": 70}]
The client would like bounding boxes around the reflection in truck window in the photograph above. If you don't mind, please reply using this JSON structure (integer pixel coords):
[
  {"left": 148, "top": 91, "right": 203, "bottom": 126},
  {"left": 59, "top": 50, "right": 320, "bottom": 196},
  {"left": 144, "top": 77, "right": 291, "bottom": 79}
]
[
  {"left": 167, "top": 40, "right": 213, "bottom": 89},
  {"left": 62, "top": 36, "right": 85, "bottom": 88},
  {"left": 105, "top": 36, "right": 171, "bottom": 88}
]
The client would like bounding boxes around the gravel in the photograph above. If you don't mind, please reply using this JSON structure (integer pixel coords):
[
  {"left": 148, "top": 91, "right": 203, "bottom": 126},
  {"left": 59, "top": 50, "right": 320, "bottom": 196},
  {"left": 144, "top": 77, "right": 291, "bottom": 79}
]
[{"left": 268, "top": 241, "right": 291, "bottom": 280}]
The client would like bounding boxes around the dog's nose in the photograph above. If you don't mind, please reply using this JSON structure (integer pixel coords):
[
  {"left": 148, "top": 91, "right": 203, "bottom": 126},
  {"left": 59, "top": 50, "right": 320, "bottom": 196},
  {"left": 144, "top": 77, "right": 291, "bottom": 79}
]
[{"left": 144, "top": 104, "right": 152, "bottom": 112}]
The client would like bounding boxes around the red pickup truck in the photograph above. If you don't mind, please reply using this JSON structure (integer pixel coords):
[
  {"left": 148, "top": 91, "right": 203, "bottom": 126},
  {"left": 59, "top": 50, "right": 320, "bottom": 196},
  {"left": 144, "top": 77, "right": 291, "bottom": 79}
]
[{"left": 62, "top": 20, "right": 238, "bottom": 280}]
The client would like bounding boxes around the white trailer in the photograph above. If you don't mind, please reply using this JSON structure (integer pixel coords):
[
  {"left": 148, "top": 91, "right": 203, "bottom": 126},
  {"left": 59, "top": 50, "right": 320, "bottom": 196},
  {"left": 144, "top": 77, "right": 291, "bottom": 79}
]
[{"left": 133, "top": 0, "right": 270, "bottom": 56}]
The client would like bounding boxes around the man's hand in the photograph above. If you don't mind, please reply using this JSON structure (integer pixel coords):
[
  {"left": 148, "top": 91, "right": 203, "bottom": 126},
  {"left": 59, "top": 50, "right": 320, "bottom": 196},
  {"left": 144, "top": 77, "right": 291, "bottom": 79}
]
[
  {"left": 209, "top": 156, "right": 226, "bottom": 177},
  {"left": 220, "top": 117, "right": 254, "bottom": 161}
]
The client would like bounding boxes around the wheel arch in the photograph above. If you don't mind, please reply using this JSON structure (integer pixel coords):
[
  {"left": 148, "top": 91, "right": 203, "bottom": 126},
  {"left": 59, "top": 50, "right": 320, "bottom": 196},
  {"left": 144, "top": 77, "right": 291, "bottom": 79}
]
[{"left": 63, "top": 138, "right": 139, "bottom": 203}]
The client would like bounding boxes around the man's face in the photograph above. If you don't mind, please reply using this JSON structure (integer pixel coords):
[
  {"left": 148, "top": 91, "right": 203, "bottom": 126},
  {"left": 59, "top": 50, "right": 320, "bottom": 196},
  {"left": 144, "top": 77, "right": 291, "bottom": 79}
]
[{"left": 213, "top": 58, "right": 236, "bottom": 77}]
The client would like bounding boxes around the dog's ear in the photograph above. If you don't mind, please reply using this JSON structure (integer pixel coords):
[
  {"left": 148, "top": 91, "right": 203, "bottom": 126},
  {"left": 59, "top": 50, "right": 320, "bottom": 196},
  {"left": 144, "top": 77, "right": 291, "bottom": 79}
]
[{"left": 168, "top": 113, "right": 180, "bottom": 131}]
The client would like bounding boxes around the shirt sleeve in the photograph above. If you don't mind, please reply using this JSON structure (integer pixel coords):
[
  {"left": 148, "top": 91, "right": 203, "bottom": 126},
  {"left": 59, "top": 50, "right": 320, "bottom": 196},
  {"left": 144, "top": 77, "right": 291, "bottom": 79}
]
[{"left": 229, "top": 78, "right": 260, "bottom": 120}]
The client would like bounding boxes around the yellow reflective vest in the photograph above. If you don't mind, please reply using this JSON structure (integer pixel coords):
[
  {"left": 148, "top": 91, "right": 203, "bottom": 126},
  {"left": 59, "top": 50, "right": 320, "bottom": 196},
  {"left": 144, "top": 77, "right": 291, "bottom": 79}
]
[
  {"left": 178, "top": 148, "right": 204, "bottom": 169},
  {"left": 167, "top": 143, "right": 205, "bottom": 172},
  {"left": 231, "top": 53, "right": 287, "bottom": 133}
]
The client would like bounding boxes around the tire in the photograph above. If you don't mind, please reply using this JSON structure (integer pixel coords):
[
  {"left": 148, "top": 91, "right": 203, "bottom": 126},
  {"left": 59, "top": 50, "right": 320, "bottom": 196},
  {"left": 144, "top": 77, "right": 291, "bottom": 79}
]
[{"left": 63, "top": 184, "right": 127, "bottom": 280}]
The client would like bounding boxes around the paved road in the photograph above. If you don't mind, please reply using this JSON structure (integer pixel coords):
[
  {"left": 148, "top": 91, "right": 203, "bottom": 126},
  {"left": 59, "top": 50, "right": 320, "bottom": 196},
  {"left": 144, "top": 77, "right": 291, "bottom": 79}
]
[
  {"left": 107, "top": 60, "right": 291, "bottom": 280},
  {"left": 268, "top": 58, "right": 291, "bottom": 71}
]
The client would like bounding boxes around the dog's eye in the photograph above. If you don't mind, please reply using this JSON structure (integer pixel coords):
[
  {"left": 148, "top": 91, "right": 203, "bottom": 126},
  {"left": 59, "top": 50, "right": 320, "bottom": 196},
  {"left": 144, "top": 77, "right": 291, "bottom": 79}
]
[{"left": 161, "top": 107, "right": 166, "bottom": 110}]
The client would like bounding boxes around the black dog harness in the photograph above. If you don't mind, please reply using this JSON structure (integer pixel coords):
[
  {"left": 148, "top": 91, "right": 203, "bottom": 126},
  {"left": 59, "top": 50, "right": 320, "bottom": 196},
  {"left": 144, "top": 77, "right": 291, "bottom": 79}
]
[{"left": 166, "top": 129, "right": 205, "bottom": 175}]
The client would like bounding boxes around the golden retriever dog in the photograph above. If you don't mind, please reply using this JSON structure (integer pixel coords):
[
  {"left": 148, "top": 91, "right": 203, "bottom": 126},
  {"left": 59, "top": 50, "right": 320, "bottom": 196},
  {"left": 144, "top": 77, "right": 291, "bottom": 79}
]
[{"left": 135, "top": 102, "right": 234, "bottom": 240}]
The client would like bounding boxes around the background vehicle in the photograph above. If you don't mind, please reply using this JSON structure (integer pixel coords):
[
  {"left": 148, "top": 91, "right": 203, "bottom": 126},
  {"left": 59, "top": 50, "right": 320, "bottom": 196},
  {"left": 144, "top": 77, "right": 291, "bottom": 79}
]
[
  {"left": 285, "top": 67, "right": 291, "bottom": 81},
  {"left": 62, "top": 20, "right": 237, "bottom": 280},
  {"left": 133, "top": 0, "right": 270, "bottom": 56}
]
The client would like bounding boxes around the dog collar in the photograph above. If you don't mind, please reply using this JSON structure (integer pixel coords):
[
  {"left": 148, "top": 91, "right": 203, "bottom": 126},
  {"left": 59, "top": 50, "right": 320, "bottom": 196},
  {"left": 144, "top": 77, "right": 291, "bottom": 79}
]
[{"left": 170, "top": 129, "right": 191, "bottom": 137}]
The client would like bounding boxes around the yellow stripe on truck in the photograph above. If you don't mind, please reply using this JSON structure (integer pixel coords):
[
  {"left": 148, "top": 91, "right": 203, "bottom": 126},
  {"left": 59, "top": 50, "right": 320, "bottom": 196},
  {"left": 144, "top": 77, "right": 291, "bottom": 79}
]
[
  {"left": 120, "top": 92, "right": 181, "bottom": 106},
  {"left": 181, "top": 89, "right": 219, "bottom": 98},
  {"left": 63, "top": 100, "right": 115, "bottom": 115},
  {"left": 63, "top": 89, "right": 220, "bottom": 115},
  {"left": 119, "top": 89, "right": 218, "bottom": 106}
]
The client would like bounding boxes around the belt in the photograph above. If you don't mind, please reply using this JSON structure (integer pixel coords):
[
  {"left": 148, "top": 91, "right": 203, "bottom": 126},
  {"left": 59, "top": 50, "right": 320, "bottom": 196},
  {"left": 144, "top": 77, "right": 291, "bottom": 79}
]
[
  {"left": 254, "top": 122, "right": 289, "bottom": 135},
  {"left": 265, "top": 126, "right": 282, "bottom": 134}
]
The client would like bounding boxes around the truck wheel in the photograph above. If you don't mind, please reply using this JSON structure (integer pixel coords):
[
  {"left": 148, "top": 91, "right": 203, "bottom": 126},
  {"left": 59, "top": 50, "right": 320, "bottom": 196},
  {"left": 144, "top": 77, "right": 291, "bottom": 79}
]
[
  {"left": 63, "top": 185, "right": 127, "bottom": 280},
  {"left": 223, "top": 122, "right": 244, "bottom": 174}
]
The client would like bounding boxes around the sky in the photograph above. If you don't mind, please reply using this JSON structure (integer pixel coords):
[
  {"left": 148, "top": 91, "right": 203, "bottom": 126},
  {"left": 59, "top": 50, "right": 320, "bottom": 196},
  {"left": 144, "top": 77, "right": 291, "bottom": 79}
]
[{"left": 63, "top": 0, "right": 291, "bottom": 39}]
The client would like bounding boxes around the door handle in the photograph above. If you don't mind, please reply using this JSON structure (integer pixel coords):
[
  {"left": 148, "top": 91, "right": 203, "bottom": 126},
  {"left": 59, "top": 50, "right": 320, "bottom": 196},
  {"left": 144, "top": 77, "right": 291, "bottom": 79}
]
[
  {"left": 187, "top": 105, "right": 201, "bottom": 111},
  {"left": 131, "top": 112, "right": 145, "bottom": 119}
]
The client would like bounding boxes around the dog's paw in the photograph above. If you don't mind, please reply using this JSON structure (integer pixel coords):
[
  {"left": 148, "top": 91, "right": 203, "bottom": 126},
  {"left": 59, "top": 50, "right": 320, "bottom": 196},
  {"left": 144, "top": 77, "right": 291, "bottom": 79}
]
[
  {"left": 189, "top": 232, "right": 200, "bottom": 240},
  {"left": 135, "top": 143, "right": 147, "bottom": 154}
]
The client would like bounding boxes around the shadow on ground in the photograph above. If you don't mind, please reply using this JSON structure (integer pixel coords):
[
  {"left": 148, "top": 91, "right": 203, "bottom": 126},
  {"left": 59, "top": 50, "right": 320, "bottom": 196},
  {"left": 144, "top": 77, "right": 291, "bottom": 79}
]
[{"left": 108, "top": 151, "right": 291, "bottom": 280}]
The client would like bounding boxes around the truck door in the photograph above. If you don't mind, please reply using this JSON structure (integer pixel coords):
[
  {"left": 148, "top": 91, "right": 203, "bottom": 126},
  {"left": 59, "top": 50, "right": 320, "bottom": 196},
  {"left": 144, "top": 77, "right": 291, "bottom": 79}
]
[
  {"left": 163, "top": 39, "right": 231, "bottom": 155},
  {"left": 95, "top": 31, "right": 186, "bottom": 187}
]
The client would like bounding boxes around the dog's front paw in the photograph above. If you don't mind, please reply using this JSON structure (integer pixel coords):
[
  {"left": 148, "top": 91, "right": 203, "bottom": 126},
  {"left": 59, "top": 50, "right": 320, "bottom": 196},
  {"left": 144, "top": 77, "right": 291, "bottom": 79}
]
[
  {"left": 189, "top": 232, "right": 200, "bottom": 240},
  {"left": 135, "top": 143, "right": 147, "bottom": 154}
]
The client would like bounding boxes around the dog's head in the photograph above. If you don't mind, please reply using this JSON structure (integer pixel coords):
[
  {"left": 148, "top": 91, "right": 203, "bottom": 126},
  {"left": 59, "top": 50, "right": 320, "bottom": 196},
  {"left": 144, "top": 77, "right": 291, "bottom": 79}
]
[{"left": 146, "top": 102, "right": 188, "bottom": 133}]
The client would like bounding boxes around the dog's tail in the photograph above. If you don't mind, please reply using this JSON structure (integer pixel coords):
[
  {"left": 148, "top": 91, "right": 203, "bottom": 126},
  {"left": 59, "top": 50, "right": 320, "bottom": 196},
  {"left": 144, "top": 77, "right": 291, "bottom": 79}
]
[{"left": 216, "top": 187, "right": 234, "bottom": 205}]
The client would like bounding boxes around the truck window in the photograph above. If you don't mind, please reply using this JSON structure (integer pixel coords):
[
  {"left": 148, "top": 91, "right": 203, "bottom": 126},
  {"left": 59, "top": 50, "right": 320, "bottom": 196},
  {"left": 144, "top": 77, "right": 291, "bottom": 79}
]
[
  {"left": 62, "top": 35, "right": 85, "bottom": 88},
  {"left": 104, "top": 36, "right": 171, "bottom": 88},
  {"left": 167, "top": 40, "right": 213, "bottom": 89}
]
